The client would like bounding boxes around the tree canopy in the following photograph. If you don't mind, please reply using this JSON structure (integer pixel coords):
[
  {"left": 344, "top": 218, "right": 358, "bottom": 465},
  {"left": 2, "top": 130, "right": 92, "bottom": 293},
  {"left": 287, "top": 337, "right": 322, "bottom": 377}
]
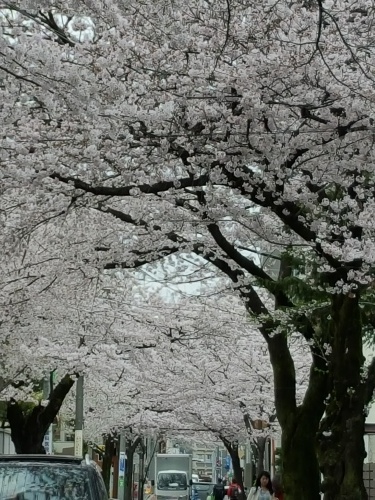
[{"left": 2, "top": 1, "right": 375, "bottom": 498}]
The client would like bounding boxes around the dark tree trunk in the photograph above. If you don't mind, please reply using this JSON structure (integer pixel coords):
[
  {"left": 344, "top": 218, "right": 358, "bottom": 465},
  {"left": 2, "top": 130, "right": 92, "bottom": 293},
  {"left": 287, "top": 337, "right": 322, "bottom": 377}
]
[
  {"left": 281, "top": 410, "right": 321, "bottom": 500},
  {"left": 7, "top": 374, "right": 75, "bottom": 454},
  {"left": 143, "top": 439, "right": 157, "bottom": 488},
  {"left": 125, "top": 436, "right": 141, "bottom": 500},
  {"left": 221, "top": 440, "right": 245, "bottom": 500},
  {"left": 138, "top": 440, "right": 146, "bottom": 500},
  {"left": 267, "top": 333, "right": 328, "bottom": 500},
  {"left": 317, "top": 294, "right": 367, "bottom": 500},
  {"left": 102, "top": 434, "right": 117, "bottom": 494}
]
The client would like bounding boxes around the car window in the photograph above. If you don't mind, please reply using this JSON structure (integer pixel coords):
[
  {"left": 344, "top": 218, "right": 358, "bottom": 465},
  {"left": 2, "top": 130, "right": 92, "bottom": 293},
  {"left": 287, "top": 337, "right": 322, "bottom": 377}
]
[
  {"left": 157, "top": 473, "right": 187, "bottom": 490},
  {"left": 0, "top": 464, "right": 91, "bottom": 499}
]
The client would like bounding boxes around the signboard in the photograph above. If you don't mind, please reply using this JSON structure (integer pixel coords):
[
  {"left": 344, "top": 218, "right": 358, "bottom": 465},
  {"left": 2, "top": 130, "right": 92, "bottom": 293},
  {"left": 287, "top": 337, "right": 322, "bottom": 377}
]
[
  {"left": 74, "top": 430, "right": 83, "bottom": 457},
  {"left": 43, "top": 427, "right": 52, "bottom": 455},
  {"left": 119, "top": 451, "right": 126, "bottom": 478}
]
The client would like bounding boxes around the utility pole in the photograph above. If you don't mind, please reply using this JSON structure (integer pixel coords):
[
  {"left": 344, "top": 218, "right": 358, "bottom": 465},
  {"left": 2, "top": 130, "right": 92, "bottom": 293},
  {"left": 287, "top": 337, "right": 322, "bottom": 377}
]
[
  {"left": 74, "top": 375, "right": 84, "bottom": 457},
  {"left": 214, "top": 446, "right": 219, "bottom": 482},
  {"left": 118, "top": 432, "right": 126, "bottom": 500},
  {"left": 42, "top": 377, "right": 53, "bottom": 454},
  {"left": 244, "top": 439, "right": 253, "bottom": 490}
]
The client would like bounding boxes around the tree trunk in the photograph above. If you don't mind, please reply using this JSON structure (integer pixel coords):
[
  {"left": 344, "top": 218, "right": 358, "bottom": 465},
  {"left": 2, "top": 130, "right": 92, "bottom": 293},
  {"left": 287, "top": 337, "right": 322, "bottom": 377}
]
[
  {"left": 317, "top": 294, "right": 367, "bottom": 500},
  {"left": 281, "top": 410, "right": 321, "bottom": 500},
  {"left": 102, "top": 434, "right": 116, "bottom": 494},
  {"left": 222, "top": 440, "right": 245, "bottom": 500},
  {"left": 138, "top": 441, "right": 146, "bottom": 500},
  {"left": 125, "top": 442, "right": 135, "bottom": 500},
  {"left": 267, "top": 332, "right": 328, "bottom": 500},
  {"left": 125, "top": 437, "right": 141, "bottom": 500},
  {"left": 143, "top": 439, "right": 157, "bottom": 488},
  {"left": 7, "top": 374, "right": 75, "bottom": 454}
]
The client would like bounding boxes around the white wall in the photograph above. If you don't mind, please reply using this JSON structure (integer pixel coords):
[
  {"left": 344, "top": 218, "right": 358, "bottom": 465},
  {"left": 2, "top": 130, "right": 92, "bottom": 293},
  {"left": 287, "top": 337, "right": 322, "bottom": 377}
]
[{"left": 0, "top": 430, "right": 15, "bottom": 454}]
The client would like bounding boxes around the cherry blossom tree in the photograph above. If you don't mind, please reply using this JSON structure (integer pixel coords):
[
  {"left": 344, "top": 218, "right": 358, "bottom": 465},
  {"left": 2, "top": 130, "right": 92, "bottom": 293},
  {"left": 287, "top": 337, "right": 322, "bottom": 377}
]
[
  {"left": 0, "top": 224, "right": 163, "bottom": 452},
  {"left": 77, "top": 294, "right": 309, "bottom": 499},
  {"left": 2, "top": 1, "right": 375, "bottom": 498}
]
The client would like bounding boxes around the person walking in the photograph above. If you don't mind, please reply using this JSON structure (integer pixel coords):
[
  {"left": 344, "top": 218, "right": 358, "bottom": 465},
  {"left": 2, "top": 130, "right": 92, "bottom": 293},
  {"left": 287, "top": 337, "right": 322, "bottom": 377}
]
[
  {"left": 247, "top": 471, "right": 278, "bottom": 500},
  {"left": 213, "top": 478, "right": 226, "bottom": 500},
  {"left": 227, "top": 478, "right": 241, "bottom": 500}
]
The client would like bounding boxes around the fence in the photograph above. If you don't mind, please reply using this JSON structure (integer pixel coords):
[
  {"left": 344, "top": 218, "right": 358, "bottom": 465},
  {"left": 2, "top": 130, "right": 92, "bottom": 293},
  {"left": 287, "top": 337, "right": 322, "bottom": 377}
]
[{"left": 364, "top": 463, "right": 375, "bottom": 499}]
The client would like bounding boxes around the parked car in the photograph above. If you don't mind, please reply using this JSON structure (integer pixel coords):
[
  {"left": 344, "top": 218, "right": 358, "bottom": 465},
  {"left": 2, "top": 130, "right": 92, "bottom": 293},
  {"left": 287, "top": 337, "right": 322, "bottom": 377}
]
[
  {"left": 192, "top": 482, "right": 215, "bottom": 500},
  {"left": 0, "top": 454, "right": 108, "bottom": 499}
]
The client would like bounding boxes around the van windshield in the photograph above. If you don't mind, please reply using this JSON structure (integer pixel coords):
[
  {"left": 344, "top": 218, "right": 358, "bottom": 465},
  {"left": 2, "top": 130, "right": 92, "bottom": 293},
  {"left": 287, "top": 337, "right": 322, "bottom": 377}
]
[
  {"left": 0, "top": 464, "right": 91, "bottom": 499},
  {"left": 157, "top": 473, "right": 187, "bottom": 490}
]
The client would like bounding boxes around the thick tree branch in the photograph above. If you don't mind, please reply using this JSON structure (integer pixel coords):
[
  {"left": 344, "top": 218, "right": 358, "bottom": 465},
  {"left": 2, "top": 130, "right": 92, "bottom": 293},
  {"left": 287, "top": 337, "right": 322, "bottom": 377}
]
[
  {"left": 207, "top": 222, "right": 294, "bottom": 307},
  {"left": 51, "top": 172, "right": 209, "bottom": 197},
  {"left": 40, "top": 374, "right": 75, "bottom": 431}
]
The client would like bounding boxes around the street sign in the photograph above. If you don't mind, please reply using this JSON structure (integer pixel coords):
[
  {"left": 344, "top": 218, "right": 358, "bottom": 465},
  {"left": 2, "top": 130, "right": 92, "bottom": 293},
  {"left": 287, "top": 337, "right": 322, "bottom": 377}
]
[
  {"left": 74, "top": 430, "right": 83, "bottom": 458},
  {"left": 43, "top": 427, "right": 52, "bottom": 455},
  {"left": 119, "top": 451, "right": 126, "bottom": 478},
  {"left": 225, "top": 456, "right": 231, "bottom": 470}
]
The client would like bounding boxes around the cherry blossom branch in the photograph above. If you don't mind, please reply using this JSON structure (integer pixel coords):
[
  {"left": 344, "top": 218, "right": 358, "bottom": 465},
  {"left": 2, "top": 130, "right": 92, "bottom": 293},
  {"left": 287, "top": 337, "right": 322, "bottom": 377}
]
[
  {"left": 50, "top": 171, "right": 210, "bottom": 197},
  {"left": 2, "top": 3, "right": 75, "bottom": 46},
  {"left": 39, "top": 374, "right": 75, "bottom": 430}
]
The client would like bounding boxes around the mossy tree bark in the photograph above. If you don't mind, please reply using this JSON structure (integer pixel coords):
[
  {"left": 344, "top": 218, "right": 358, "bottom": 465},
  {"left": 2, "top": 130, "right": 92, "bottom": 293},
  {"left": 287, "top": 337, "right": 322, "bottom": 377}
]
[
  {"left": 317, "top": 294, "right": 368, "bottom": 500},
  {"left": 266, "top": 331, "right": 327, "bottom": 500},
  {"left": 7, "top": 374, "right": 75, "bottom": 454}
]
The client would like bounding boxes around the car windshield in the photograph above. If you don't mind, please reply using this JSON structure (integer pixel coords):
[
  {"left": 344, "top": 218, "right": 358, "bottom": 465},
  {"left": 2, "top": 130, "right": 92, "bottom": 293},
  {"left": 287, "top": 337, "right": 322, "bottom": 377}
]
[
  {"left": 157, "top": 473, "right": 187, "bottom": 490},
  {"left": 194, "top": 484, "right": 213, "bottom": 491},
  {"left": 0, "top": 464, "right": 91, "bottom": 499}
]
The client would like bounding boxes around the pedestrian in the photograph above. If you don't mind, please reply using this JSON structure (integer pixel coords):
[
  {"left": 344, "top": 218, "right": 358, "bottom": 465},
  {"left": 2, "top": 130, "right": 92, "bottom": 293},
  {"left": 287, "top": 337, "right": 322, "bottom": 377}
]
[
  {"left": 227, "top": 478, "right": 241, "bottom": 500},
  {"left": 213, "top": 478, "right": 226, "bottom": 500},
  {"left": 247, "top": 471, "right": 278, "bottom": 500}
]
